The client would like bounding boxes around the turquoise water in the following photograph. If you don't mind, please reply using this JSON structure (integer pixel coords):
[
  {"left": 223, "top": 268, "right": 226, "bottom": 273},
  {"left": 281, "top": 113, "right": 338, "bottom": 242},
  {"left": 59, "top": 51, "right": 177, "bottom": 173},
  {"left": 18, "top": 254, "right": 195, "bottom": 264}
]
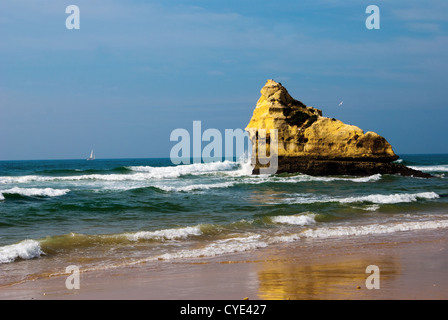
[{"left": 1, "top": 155, "right": 447, "bottom": 286}]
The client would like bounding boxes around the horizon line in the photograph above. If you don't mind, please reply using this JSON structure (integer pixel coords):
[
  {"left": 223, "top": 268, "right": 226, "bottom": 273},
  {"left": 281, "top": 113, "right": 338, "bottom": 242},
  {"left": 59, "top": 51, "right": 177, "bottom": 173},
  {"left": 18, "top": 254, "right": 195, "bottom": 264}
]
[{"left": 1, "top": 153, "right": 448, "bottom": 162}]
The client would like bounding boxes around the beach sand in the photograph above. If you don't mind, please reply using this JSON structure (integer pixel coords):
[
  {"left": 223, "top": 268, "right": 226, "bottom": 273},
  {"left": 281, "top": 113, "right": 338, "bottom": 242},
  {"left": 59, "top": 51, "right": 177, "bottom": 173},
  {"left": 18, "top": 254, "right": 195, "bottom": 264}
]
[{"left": 1, "top": 229, "right": 447, "bottom": 300}]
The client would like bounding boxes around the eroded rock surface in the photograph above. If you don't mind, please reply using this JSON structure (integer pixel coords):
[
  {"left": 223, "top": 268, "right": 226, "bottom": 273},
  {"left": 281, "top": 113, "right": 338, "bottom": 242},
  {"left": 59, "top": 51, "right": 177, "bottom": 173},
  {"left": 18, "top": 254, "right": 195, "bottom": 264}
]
[{"left": 245, "top": 80, "right": 430, "bottom": 178}]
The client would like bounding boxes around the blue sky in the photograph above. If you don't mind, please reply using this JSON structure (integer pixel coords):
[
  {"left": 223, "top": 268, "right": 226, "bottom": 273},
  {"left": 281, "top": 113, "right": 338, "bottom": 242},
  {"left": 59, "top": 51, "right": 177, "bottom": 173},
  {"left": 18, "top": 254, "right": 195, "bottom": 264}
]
[{"left": 1, "top": 0, "right": 447, "bottom": 160}]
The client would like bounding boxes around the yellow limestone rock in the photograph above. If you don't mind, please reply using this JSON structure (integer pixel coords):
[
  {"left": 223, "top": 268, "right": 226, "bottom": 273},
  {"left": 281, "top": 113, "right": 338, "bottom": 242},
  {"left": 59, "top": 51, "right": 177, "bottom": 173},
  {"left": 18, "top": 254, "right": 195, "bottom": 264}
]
[{"left": 246, "top": 80, "right": 398, "bottom": 162}]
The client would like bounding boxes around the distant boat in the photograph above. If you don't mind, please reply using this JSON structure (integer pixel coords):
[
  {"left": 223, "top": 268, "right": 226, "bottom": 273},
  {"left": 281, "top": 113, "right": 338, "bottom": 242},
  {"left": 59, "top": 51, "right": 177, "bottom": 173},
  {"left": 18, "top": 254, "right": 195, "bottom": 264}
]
[{"left": 87, "top": 149, "right": 95, "bottom": 161}]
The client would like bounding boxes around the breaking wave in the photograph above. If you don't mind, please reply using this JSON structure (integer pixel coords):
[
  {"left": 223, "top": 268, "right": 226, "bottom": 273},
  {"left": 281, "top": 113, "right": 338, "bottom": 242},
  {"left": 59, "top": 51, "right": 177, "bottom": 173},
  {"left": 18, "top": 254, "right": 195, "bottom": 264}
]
[
  {"left": 154, "top": 182, "right": 236, "bottom": 192},
  {"left": 3, "top": 215, "right": 448, "bottom": 265},
  {"left": 301, "top": 219, "right": 448, "bottom": 239},
  {"left": 409, "top": 165, "right": 448, "bottom": 172},
  {"left": 128, "top": 160, "right": 237, "bottom": 175},
  {"left": 281, "top": 191, "right": 439, "bottom": 205},
  {"left": 125, "top": 226, "right": 203, "bottom": 241},
  {"left": 270, "top": 213, "right": 317, "bottom": 226},
  {"left": 0, "top": 160, "right": 244, "bottom": 184},
  {"left": 337, "top": 192, "right": 439, "bottom": 204},
  {"left": 0, "top": 240, "right": 44, "bottom": 264},
  {"left": 154, "top": 235, "right": 268, "bottom": 260},
  {"left": 0, "top": 187, "right": 70, "bottom": 200}
]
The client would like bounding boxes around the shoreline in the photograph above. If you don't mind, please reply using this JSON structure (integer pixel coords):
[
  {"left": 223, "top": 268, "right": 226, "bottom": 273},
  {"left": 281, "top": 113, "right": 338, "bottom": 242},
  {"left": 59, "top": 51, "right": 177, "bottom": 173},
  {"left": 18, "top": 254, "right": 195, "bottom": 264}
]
[{"left": 1, "top": 229, "right": 448, "bottom": 300}]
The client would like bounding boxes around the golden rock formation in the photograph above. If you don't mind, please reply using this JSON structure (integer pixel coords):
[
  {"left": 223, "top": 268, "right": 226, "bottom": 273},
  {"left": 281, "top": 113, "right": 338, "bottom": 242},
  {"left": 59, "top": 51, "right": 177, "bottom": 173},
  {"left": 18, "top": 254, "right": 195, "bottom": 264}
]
[
  {"left": 245, "top": 80, "right": 430, "bottom": 177},
  {"left": 246, "top": 79, "right": 397, "bottom": 162}
]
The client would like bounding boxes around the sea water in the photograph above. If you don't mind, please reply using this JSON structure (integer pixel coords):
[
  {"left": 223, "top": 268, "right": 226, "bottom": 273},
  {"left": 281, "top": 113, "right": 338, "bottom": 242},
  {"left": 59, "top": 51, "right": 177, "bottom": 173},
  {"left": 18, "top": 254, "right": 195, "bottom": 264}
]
[{"left": 0, "top": 155, "right": 447, "bottom": 286}]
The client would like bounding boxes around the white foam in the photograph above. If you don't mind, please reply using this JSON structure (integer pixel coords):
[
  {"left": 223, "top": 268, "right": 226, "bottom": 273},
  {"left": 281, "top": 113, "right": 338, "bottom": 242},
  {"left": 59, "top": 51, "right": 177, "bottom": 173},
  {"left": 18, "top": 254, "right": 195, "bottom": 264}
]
[
  {"left": 0, "top": 160, "right": 383, "bottom": 187},
  {"left": 362, "top": 205, "right": 381, "bottom": 211},
  {"left": 271, "top": 213, "right": 316, "bottom": 226},
  {"left": 224, "top": 157, "right": 254, "bottom": 177},
  {"left": 338, "top": 192, "right": 439, "bottom": 204},
  {"left": 212, "top": 173, "right": 381, "bottom": 191},
  {"left": 155, "top": 235, "right": 267, "bottom": 260},
  {"left": 0, "top": 240, "right": 44, "bottom": 264},
  {"left": 282, "top": 191, "right": 439, "bottom": 205},
  {"left": 0, "top": 193, "right": 4, "bottom": 201},
  {"left": 0, "top": 173, "right": 172, "bottom": 183},
  {"left": 156, "top": 182, "right": 235, "bottom": 192},
  {"left": 348, "top": 174, "right": 382, "bottom": 183},
  {"left": 409, "top": 165, "right": 448, "bottom": 172},
  {"left": 314, "top": 174, "right": 382, "bottom": 183},
  {"left": 143, "top": 218, "right": 448, "bottom": 262},
  {"left": 263, "top": 173, "right": 382, "bottom": 184},
  {"left": 125, "top": 226, "right": 202, "bottom": 241},
  {"left": 0, "top": 187, "right": 70, "bottom": 197},
  {"left": 301, "top": 219, "right": 448, "bottom": 239},
  {"left": 129, "top": 160, "right": 237, "bottom": 176},
  {"left": 267, "top": 216, "right": 448, "bottom": 244},
  {"left": 0, "top": 161, "right": 240, "bottom": 184},
  {"left": 0, "top": 175, "right": 44, "bottom": 184},
  {"left": 269, "top": 234, "right": 302, "bottom": 243}
]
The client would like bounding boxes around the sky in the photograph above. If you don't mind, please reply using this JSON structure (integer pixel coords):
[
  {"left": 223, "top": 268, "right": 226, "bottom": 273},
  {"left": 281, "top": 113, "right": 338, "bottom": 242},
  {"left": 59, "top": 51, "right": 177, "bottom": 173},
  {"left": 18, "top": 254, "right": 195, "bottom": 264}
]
[{"left": 1, "top": 0, "right": 447, "bottom": 160}]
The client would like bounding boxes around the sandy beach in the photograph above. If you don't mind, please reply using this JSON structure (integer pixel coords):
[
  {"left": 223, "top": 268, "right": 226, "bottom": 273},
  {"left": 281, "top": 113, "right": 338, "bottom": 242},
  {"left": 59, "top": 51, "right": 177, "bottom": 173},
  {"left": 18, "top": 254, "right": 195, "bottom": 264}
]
[{"left": 1, "top": 229, "right": 447, "bottom": 300}]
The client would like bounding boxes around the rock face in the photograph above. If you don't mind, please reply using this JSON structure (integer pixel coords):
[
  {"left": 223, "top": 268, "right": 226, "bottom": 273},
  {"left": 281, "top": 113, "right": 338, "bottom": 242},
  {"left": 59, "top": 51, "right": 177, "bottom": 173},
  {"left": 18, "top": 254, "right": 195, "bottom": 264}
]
[{"left": 245, "top": 80, "right": 431, "bottom": 178}]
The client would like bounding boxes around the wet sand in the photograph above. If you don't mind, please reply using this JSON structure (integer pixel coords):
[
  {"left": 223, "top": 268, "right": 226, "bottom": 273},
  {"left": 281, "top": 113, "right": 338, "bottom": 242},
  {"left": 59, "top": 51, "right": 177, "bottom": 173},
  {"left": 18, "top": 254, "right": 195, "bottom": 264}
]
[{"left": 1, "top": 229, "right": 448, "bottom": 300}]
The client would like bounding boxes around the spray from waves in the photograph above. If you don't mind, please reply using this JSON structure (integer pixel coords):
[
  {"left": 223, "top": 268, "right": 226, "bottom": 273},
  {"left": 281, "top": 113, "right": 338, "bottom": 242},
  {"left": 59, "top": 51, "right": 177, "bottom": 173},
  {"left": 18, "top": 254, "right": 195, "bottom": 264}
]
[
  {"left": 128, "top": 160, "right": 237, "bottom": 175},
  {"left": 91, "top": 159, "right": 252, "bottom": 193},
  {"left": 0, "top": 240, "right": 44, "bottom": 264},
  {"left": 0, "top": 187, "right": 70, "bottom": 199},
  {"left": 224, "top": 157, "right": 254, "bottom": 177},
  {"left": 130, "top": 157, "right": 254, "bottom": 179}
]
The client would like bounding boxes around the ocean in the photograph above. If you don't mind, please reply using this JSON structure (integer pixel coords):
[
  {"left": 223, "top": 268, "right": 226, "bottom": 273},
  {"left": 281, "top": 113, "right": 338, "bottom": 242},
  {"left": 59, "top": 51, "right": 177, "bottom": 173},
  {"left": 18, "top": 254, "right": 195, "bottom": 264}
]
[{"left": 1, "top": 154, "right": 447, "bottom": 287}]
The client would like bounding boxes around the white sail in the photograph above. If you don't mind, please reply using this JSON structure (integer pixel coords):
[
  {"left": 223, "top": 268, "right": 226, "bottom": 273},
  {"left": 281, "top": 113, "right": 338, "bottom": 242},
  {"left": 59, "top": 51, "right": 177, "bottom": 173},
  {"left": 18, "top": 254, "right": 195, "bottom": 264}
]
[{"left": 87, "top": 149, "right": 95, "bottom": 160}]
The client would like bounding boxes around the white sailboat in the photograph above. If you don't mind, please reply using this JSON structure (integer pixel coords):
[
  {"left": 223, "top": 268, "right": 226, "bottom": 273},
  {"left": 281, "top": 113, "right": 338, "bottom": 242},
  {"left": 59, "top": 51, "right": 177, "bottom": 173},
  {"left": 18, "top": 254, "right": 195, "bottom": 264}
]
[{"left": 87, "top": 149, "right": 95, "bottom": 161}]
